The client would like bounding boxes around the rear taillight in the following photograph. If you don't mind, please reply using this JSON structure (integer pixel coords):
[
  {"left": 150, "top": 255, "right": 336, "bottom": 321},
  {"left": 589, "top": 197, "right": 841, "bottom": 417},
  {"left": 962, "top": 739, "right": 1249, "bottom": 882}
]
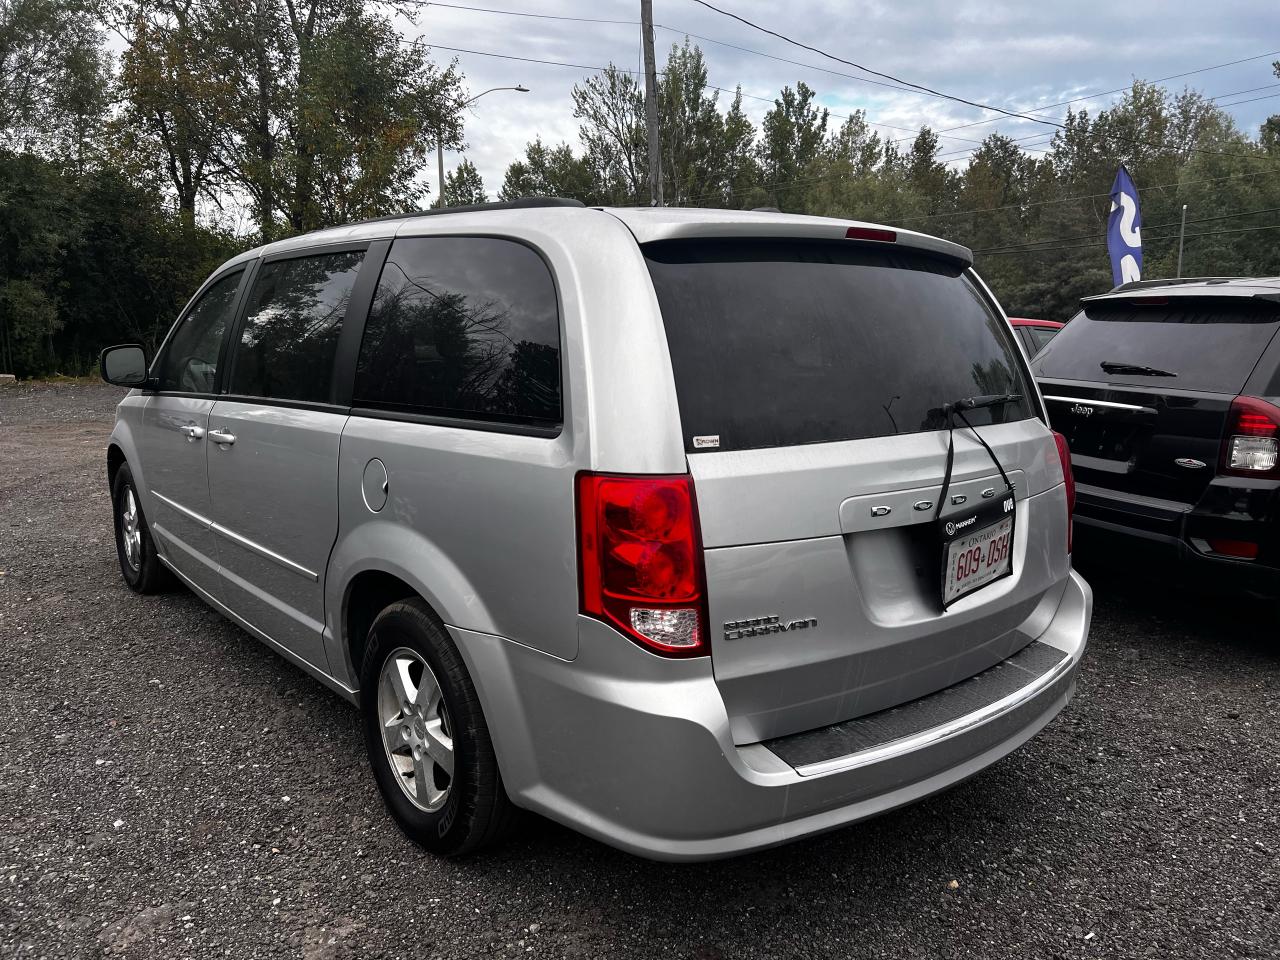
[
  {"left": 1052, "top": 431, "right": 1075, "bottom": 553},
  {"left": 1206, "top": 538, "right": 1259, "bottom": 560},
  {"left": 1220, "top": 396, "right": 1280, "bottom": 478},
  {"left": 576, "top": 473, "right": 709, "bottom": 657}
]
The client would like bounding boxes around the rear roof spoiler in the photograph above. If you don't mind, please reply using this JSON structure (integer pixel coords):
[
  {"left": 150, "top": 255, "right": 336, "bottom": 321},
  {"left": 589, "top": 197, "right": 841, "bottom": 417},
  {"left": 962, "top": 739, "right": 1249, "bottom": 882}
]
[
  {"left": 602, "top": 207, "right": 973, "bottom": 269},
  {"left": 1108, "top": 276, "right": 1246, "bottom": 293}
]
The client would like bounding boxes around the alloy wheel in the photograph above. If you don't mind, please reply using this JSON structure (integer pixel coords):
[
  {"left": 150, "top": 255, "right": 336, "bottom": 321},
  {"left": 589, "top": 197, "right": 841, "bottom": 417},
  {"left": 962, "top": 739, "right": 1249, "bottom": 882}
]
[
  {"left": 376, "top": 647, "right": 455, "bottom": 812},
  {"left": 120, "top": 487, "right": 142, "bottom": 572}
]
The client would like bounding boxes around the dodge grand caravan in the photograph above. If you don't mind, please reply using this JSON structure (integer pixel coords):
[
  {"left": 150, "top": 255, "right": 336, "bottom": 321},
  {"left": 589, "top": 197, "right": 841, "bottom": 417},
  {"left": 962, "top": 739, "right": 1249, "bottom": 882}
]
[{"left": 100, "top": 199, "right": 1091, "bottom": 861}]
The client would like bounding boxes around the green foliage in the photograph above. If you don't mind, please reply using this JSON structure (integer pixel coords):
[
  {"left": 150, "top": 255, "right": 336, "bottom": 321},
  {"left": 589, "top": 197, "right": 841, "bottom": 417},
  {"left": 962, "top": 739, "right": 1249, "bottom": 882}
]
[
  {"left": 0, "top": 150, "right": 238, "bottom": 377},
  {"left": 503, "top": 50, "right": 1279, "bottom": 323},
  {"left": 0, "top": 0, "right": 111, "bottom": 164},
  {"left": 444, "top": 158, "right": 486, "bottom": 206},
  {"left": 113, "top": 0, "right": 464, "bottom": 236},
  {"left": 499, "top": 138, "right": 599, "bottom": 203}
]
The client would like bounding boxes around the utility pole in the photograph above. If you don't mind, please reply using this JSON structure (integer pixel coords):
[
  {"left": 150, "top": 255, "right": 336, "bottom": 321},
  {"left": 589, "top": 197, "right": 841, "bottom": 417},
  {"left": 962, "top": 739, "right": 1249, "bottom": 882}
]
[
  {"left": 437, "top": 136, "right": 447, "bottom": 208},
  {"left": 1176, "top": 203, "right": 1188, "bottom": 278},
  {"left": 641, "top": 0, "right": 663, "bottom": 206}
]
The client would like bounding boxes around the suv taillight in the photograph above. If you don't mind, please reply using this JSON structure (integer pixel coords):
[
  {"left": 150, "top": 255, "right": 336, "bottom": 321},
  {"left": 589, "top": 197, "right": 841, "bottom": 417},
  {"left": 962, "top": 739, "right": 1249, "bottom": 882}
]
[
  {"left": 1052, "top": 431, "right": 1075, "bottom": 553},
  {"left": 1220, "top": 396, "right": 1280, "bottom": 478},
  {"left": 576, "top": 473, "right": 709, "bottom": 657}
]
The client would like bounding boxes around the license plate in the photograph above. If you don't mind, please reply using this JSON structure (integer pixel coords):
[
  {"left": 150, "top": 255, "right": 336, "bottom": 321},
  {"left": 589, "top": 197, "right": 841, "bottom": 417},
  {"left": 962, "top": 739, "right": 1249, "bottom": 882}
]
[{"left": 943, "top": 514, "right": 1013, "bottom": 606}]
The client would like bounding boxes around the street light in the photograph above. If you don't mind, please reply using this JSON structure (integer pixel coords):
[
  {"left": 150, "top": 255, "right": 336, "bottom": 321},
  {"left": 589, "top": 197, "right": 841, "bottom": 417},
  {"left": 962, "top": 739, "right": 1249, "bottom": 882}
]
[{"left": 437, "top": 85, "right": 530, "bottom": 208}]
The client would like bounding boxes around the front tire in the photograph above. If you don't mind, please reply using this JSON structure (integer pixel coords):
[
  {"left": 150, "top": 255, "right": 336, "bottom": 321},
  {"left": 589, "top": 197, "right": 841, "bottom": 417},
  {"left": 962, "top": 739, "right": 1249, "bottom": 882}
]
[
  {"left": 360, "top": 599, "right": 517, "bottom": 856},
  {"left": 111, "top": 462, "right": 170, "bottom": 594}
]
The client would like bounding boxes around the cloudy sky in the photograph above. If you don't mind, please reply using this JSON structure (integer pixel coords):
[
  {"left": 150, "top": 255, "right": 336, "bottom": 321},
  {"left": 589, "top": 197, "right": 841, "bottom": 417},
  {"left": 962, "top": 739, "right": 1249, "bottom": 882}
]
[{"left": 395, "top": 0, "right": 1280, "bottom": 199}]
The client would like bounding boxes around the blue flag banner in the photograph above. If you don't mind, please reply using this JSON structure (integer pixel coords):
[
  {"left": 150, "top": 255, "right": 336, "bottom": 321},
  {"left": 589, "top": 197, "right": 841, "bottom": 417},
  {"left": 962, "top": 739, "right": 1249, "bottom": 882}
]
[{"left": 1107, "top": 165, "right": 1143, "bottom": 286}]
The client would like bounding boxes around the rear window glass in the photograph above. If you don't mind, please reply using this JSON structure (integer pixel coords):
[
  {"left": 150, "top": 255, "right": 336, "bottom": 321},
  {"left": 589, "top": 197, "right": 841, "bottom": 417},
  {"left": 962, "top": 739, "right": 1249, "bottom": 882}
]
[
  {"left": 644, "top": 239, "right": 1033, "bottom": 452},
  {"left": 1033, "top": 297, "right": 1280, "bottom": 394}
]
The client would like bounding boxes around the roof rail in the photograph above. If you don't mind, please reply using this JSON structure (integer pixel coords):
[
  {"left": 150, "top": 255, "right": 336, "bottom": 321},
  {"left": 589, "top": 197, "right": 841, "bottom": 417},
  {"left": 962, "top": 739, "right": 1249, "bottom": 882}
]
[
  {"left": 318, "top": 197, "right": 587, "bottom": 233},
  {"left": 1110, "top": 276, "right": 1244, "bottom": 293}
]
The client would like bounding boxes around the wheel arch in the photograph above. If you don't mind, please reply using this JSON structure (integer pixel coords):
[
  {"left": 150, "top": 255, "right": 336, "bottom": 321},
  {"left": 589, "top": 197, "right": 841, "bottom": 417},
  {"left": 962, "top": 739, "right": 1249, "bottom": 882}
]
[
  {"left": 107, "top": 442, "right": 126, "bottom": 491},
  {"left": 342, "top": 569, "right": 424, "bottom": 692}
]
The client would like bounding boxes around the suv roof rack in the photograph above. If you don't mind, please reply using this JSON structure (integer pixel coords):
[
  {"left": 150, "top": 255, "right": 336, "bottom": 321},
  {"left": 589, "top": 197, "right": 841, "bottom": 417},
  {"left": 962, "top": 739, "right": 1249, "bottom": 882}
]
[
  {"left": 318, "top": 197, "right": 586, "bottom": 233},
  {"left": 1109, "top": 276, "right": 1246, "bottom": 293}
]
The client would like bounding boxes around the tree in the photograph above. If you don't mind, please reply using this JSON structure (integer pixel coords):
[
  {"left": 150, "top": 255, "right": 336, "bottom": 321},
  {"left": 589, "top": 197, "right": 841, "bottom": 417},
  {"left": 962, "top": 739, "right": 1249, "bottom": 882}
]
[
  {"left": 572, "top": 65, "right": 646, "bottom": 204},
  {"left": 0, "top": 0, "right": 110, "bottom": 165},
  {"left": 757, "top": 82, "right": 828, "bottom": 211},
  {"left": 114, "top": 0, "right": 465, "bottom": 237},
  {"left": 658, "top": 40, "right": 730, "bottom": 206},
  {"left": 444, "top": 158, "right": 486, "bottom": 206},
  {"left": 499, "top": 138, "right": 597, "bottom": 203},
  {"left": 0, "top": 148, "right": 239, "bottom": 377},
  {"left": 114, "top": 2, "right": 235, "bottom": 223}
]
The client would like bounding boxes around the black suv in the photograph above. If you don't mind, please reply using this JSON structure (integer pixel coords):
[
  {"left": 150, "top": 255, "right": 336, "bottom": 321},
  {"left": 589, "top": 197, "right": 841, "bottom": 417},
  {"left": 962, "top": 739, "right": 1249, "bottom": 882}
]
[{"left": 1033, "top": 277, "right": 1280, "bottom": 596}]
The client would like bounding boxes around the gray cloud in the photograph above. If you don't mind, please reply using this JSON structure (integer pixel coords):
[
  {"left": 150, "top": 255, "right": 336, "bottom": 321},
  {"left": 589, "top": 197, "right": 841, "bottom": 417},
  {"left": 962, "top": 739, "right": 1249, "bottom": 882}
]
[{"left": 407, "top": 0, "right": 1279, "bottom": 199}]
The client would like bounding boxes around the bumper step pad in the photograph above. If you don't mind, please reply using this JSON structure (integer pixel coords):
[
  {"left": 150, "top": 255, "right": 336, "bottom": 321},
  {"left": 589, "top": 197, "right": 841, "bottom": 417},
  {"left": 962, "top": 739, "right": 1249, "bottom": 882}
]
[{"left": 764, "top": 640, "right": 1068, "bottom": 769}]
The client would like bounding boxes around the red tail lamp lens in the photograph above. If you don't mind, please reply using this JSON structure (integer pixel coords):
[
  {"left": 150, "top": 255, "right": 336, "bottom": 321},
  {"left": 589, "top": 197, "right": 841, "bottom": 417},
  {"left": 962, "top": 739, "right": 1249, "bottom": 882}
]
[
  {"left": 1221, "top": 396, "right": 1280, "bottom": 477},
  {"left": 1207, "top": 539, "right": 1258, "bottom": 560},
  {"left": 577, "top": 473, "right": 709, "bottom": 656},
  {"left": 1052, "top": 431, "right": 1075, "bottom": 553},
  {"left": 845, "top": 226, "right": 897, "bottom": 243}
]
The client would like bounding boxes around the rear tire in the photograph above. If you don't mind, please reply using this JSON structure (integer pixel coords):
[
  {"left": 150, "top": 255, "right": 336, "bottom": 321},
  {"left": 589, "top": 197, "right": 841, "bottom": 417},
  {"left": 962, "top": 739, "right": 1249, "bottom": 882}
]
[
  {"left": 111, "top": 462, "right": 170, "bottom": 594},
  {"left": 360, "top": 599, "right": 517, "bottom": 856}
]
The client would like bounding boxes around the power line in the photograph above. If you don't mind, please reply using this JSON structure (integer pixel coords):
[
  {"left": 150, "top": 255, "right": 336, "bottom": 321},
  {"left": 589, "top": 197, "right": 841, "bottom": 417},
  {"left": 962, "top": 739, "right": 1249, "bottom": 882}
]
[
  {"left": 425, "top": 1, "right": 637, "bottom": 25},
  {"left": 899, "top": 169, "right": 1280, "bottom": 223},
  {"left": 976, "top": 222, "right": 1280, "bottom": 256},
  {"left": 673, "top": 153, "right": 1280, "bottom": 212},
  {"left": 1214, "top": 92, "right": 1280, "bottom": 109},
  {"left": 425, "top": 1, "right": 1280, "bottom": 153},
  {"left": 974, "top": 205, "right": 1280, "bottom": 253},
  {"left": 685, "top": 0, "right": 1279, "bottom": 165},
  {"left": 424, "top": 42, "right": 641, "bottom": 75},
  {"left": 909, "top": 82, "right": 1280, "bottom": 149},
  {"left": 421, "top": 2, "right": 983, "bottom": 144},
  {"left": 908, "top": 57, "right": 1280, "bottom": 141}
]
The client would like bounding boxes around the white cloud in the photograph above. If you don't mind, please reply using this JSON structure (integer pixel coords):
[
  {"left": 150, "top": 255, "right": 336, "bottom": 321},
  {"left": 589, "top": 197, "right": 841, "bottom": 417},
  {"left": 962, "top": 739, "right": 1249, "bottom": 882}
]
[{"left": 407, "top": 0, "right": 1279, "bottom": 199}]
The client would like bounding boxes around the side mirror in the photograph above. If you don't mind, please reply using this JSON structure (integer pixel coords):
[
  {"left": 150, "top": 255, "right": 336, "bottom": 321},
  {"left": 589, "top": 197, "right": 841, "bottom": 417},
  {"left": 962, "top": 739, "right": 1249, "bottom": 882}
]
[{"left": 100, "top": 344, "right": 151, "bottom": 387}]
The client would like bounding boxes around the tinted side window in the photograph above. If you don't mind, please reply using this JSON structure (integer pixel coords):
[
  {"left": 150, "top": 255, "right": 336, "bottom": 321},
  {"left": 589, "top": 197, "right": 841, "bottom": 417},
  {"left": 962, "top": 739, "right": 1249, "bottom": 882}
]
[
  {"left": 228, "top": 250, "right": 366, "bottom": 403},
  {"left": 1028, "top": 326, "right": 1059, "bottom": 353},
  {"left": 158, "top": 270, "right": 243, "bottom": 393},
  {"left": 354, "top": 237, "right": 561, "bottom": 425}
]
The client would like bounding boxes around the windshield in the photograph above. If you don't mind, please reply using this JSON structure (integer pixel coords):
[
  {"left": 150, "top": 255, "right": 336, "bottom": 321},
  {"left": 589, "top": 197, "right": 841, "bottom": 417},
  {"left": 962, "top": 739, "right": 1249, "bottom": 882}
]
[{"left": 644, "top": 238, "right": 1033, "bottom": 453}]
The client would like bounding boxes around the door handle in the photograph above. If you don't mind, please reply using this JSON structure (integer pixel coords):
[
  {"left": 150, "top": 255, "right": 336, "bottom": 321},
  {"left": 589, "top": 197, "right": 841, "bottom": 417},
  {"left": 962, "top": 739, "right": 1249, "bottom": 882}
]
[
  {"left": 208, "top": 428, "right": 236, "bottom": 446},
  {"left": 182, "top": 424, "right": 205, "bottom": 442}
]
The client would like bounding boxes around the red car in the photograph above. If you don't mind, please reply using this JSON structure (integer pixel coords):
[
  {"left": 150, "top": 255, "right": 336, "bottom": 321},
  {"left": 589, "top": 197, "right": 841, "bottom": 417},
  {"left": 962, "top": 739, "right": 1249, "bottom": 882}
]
[{"left": 1008, "top": 317, "right": 1064, "bottom": 357}]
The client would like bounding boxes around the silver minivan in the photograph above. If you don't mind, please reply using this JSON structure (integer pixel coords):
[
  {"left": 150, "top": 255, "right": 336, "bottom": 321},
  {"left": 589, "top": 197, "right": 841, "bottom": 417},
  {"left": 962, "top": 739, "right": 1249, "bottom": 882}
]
[{"left": 100, "top": 199, "right": 1091, "bottom": 861}]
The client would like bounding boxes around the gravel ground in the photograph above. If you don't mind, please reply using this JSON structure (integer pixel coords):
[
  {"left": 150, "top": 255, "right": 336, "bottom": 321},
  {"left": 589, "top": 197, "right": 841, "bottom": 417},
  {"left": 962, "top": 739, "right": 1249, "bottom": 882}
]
[{"left": 2, "top": 380, "right": 1278, "bottom": 960}]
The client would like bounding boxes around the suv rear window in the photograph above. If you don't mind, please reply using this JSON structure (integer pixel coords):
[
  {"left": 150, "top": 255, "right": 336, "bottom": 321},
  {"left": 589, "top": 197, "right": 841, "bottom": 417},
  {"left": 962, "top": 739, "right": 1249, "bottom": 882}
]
[
  {"left": 1033, "top": 297, "right": 1280, "bottom": 394},
  {"left": 644, "top": 239, "right": 1032, "bottom": 452}
]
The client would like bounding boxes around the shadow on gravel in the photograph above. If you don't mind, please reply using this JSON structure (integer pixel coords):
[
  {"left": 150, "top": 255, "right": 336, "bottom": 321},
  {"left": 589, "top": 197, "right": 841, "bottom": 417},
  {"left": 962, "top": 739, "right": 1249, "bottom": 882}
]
[{"left": 1074, "top": 551, "right": 1280, "bottom": 659}]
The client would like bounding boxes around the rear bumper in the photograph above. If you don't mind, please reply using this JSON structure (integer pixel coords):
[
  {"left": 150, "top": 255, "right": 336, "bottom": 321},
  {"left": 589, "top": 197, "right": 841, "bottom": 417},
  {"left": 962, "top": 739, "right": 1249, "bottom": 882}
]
[
  {"left": 452, "top": 570, "right": 1092, "bottom": 862},
  {"left": 1074, "top": 480, "right": 1280, "bottom": 597}
]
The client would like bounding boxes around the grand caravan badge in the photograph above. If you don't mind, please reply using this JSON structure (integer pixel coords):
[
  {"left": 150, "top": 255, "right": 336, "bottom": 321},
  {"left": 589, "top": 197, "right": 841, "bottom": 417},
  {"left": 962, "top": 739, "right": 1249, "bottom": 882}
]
[{"left": 724, "top": 615, "right": 818, "bottom": 641}]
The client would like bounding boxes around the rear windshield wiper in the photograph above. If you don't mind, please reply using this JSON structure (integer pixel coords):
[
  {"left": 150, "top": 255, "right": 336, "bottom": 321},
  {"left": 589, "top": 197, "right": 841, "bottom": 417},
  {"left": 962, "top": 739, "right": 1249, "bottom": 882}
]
[
  {"left": 1100, "top": 360, "right": 1177, "bottom": 377},
  {"left": 948, "top": 393, "right": 1023, "bottom": 413},
  {"left": 926, "top": 393, "right": 1022, "bottom": 425}
]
